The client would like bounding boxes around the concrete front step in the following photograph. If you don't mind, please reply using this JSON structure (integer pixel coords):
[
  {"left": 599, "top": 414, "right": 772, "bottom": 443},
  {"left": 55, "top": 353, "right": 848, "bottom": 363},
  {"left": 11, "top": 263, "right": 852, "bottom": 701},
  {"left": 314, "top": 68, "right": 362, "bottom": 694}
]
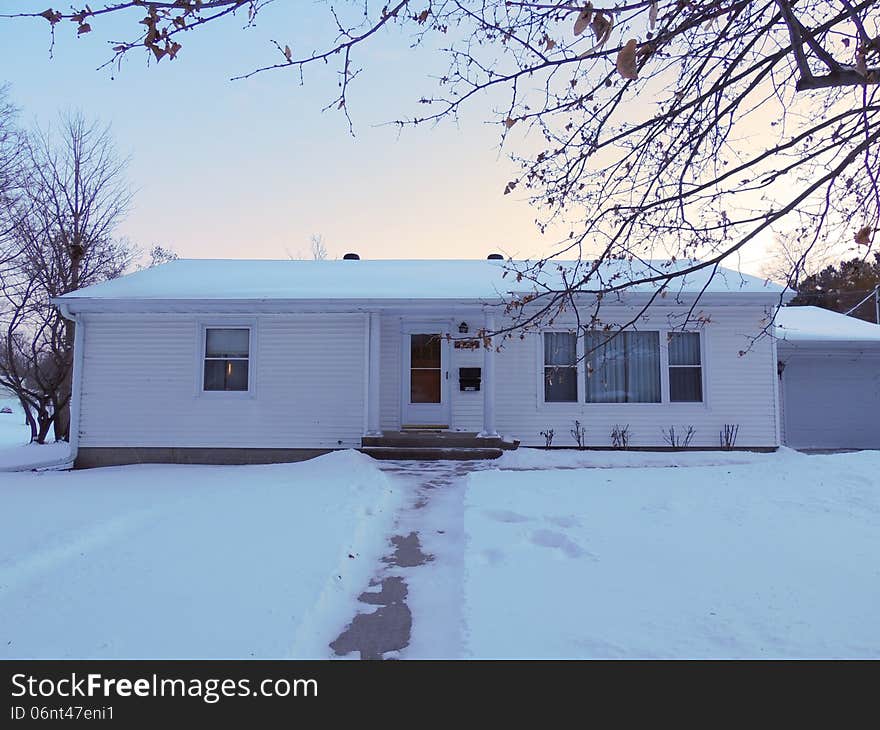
[
  {"left": 362, "top": 431, "right": 515, "bottom": 450},
  {"left": 359, "top": 446, "right": 504, "bottom": 461}
]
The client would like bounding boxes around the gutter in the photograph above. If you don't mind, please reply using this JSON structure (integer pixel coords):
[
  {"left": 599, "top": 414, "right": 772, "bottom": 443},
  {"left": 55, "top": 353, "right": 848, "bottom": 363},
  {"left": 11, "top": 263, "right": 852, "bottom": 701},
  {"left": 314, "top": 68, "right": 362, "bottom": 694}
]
[
  {"left": 55, "top": 290, "right": 790, "bottom": 315},
  {"left": 0, "top": 301, "right": 82, "bottom": 472}
]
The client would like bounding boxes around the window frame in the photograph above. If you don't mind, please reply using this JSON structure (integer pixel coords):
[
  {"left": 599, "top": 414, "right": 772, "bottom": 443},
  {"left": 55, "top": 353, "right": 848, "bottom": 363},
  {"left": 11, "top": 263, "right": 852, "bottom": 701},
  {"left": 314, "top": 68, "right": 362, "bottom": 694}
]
[
  {"left": 539, "top": 329, "right": 582, "bottom": 405},
  {"left": 666, "top": 330, "right": 706, "bottom": 404},
  {"left": 536, "top": 326, "right": 706, "bottom": 407},
  {"left": 197, "top": 322, "right": 256, "bottom": 397}
]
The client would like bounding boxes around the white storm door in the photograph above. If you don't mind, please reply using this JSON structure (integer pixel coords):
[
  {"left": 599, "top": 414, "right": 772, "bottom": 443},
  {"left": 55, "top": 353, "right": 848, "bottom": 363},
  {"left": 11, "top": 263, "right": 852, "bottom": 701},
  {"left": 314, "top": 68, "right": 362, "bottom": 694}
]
[{"left": 402, "top": 327, "right": 450, "bottom": 427}]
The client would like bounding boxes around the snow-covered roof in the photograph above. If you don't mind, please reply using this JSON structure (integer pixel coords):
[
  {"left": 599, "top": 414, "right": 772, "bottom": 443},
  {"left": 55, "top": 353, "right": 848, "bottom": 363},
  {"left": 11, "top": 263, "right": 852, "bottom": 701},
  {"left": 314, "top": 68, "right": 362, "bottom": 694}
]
[
  {"left": 58, "top": 258, "right": 783, "bottom": 302},
  {"left": 775, "top": 305, "right": 880, "bottom": 344}
]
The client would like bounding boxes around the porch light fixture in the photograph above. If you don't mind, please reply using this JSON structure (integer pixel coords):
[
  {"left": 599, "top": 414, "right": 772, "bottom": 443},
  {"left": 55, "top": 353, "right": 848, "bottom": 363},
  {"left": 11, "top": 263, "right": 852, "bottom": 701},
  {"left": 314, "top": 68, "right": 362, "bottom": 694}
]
[{"left": 458, "top": 322, "right": 469, "bottom": 334}]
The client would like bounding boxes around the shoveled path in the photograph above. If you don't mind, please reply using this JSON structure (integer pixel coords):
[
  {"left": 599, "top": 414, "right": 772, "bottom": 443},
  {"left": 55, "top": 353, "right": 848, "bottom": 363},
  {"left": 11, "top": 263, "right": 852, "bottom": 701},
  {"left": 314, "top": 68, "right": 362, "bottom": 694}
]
[{"left": 329, "top": 459, "right": 491, "bottom": 660}]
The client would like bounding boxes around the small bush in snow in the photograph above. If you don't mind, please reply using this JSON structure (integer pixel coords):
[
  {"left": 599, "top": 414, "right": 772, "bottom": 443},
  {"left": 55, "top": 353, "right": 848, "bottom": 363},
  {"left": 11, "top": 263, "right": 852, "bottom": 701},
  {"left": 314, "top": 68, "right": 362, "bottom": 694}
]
[
  {"left": 570, "top": 420, "right": 586, "bottom": 449},
  {"left": 540, "top": 429, "right": 555, "bottom": 449},
  {"left": 662, "top": 425, "right": 696, "bottom": 449},
  {"left": 720, "top": 424, "right": 740, "bottom": 450},
  {"left": 611, "top": 424, "right": 630, "bottom": 449}
]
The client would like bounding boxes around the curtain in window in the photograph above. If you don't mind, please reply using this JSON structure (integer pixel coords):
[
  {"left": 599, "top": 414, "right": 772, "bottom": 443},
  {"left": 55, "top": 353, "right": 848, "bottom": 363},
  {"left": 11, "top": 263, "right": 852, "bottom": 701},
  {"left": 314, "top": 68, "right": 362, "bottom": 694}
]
[
  {"left": 206, "top": 328, "right": 249, "bottom": 358},
  {"left": 668, "top": 331, "right": 700, "bottom": 366},
  {"left": 585, "top": 331, "right": 660, "bottom": 403},
  {"left": 544, "top": 332, "right": 578, "bottom": 402}
]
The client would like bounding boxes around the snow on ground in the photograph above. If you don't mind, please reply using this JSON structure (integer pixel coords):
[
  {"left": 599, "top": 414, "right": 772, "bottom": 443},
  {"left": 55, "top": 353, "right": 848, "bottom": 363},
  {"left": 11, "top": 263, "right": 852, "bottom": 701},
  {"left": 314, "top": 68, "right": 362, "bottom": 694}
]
[
  {"left": 0, "top": 394, "right": 70, "bottom": 470},
  {"left": 0, "top": 450, "right": 402, "bottom": 658},
  {"left": 0, "top": 394, "right": 29, "bottom": 449},
  {"left": 495, "top": 447, "right": 786, "bottom": 470},
  {"left": 464, "top": 449, "right": 880, "bottom": 658}
]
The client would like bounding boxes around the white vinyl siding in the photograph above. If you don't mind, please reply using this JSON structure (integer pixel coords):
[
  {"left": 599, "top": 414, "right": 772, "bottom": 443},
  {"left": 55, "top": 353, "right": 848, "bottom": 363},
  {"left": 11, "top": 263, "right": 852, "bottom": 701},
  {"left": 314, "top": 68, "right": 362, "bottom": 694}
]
[
  {"left": 74, "top": 304, "right": 780, "bottom": 450},
  {"left": 78, "top": 313, "right": 367, "bottom": 449},
  {"left": 494, "top": 306, "right": 778, "bottom": 448}
]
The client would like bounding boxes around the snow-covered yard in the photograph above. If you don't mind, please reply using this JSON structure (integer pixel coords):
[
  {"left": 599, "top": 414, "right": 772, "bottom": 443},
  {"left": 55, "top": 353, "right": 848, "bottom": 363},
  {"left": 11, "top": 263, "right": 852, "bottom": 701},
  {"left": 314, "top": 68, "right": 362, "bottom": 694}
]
[
  {"left": 464, "top": 449, "right": 880, "bottom": 658},
  {"left": 0, "top": 394, "right": 70, "bottom": 470},
  {"left": 0, "top": 393, "right": 29, "bottom": 450},
  {"left": 0, "top": 450, "right": 401, "bottom": 658},
  {"left": 1, "top": 446, "right": 878, "bottom": 659}
]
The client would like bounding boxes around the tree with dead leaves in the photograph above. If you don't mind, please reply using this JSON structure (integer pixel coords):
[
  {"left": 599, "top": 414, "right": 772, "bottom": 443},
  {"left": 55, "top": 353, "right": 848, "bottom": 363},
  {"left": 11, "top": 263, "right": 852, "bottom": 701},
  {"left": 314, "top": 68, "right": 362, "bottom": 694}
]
[{"left": 4, "top": 1, "right": 880, "bottom": 341}]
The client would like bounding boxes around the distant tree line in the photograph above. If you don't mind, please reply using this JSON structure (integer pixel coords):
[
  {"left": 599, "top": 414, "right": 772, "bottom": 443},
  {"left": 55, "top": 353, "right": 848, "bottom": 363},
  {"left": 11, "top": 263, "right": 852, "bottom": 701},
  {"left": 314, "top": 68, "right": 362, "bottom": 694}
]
[{"left": 790, "top": 252, "right": 880, "bottom": 323}]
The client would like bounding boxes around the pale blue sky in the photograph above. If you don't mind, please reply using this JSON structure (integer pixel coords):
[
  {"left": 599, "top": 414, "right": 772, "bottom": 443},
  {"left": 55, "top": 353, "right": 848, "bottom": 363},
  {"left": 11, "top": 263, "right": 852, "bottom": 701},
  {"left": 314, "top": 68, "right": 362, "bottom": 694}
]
[
  {"left": 1, "top": 3, "right": 550, "bottom": 261},
  {"left": 0, "top": 3, "right": 782, "bottom": 273}
]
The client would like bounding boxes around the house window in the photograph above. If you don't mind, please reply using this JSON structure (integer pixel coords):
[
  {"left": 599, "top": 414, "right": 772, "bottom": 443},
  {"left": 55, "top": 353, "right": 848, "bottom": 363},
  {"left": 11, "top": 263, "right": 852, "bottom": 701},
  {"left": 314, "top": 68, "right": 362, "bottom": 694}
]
[
  {"left": 668, "top": 332, "right": 703, "bottom": 402},
  {"left": 584, "top": 331, "right": 661, "bottom": 403},
  {"left": 544, "top": 332, "right": 578, "bottom": 402},
  {"left": 203, "top": 327, "right": 250, "bottom": 392}
]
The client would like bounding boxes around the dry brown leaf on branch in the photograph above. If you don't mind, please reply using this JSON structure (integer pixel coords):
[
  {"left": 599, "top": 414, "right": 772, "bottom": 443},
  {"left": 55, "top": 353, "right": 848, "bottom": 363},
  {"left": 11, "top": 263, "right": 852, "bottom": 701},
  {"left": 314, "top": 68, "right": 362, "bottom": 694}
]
[
  {"left": 616, "top": 39, "right": 639, "bottom": 80},
  {"left": 39, "top": 8, "right": 63, "bottom": 24},
  {"left": 649, "top": 1, "right": 658, "bottom": 31},
  {"left": 591, "top": 12, "right": 614, "bottom": 49},
  {"left": 504, "top": 117, "right": 518, "bottom": 129},
  {"left": 573, "top": 4, "right": 593, "bottom": 36},
  {"left": 854, "top": 225, "right": 874, "bottom": 246},
  {"left": 855, "top": 48, "right": 868, "bottom": 77}
]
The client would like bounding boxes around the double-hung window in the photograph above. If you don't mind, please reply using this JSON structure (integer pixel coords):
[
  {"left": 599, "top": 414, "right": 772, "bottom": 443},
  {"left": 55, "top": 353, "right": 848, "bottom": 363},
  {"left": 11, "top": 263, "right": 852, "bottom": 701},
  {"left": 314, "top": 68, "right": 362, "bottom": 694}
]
[
  {"left": 203, "top": 327, "right": 250, "bottom": 392},
  {"left": 584, "top": 331, "right": 661, "bottom": 403},
  {"left": 667, "top": 332, "right": 703, "bottom": 402},
  {"left": 543, "top": 332, "right": 578, "bottom": 402}
]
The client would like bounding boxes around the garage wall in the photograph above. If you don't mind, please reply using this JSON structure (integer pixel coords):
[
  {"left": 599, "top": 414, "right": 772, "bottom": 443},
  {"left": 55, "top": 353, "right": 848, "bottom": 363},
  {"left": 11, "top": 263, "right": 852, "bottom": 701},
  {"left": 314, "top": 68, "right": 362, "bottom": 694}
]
[{"left": 780, "top": 347, "right": 880, "bottom": 449}]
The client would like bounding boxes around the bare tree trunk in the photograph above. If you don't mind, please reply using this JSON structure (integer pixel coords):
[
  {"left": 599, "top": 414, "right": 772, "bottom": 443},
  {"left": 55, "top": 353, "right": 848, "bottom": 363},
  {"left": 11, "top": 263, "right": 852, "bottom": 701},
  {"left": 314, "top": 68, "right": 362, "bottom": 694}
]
[
  {"left": 34, "top": 398, "right": 53, "bottom": 444},
  {"left": 53, "top": 312, "right": 75, "bottom": 441},
  {"left": 18, "top": 395, "right": 36, "bottom": 442}
]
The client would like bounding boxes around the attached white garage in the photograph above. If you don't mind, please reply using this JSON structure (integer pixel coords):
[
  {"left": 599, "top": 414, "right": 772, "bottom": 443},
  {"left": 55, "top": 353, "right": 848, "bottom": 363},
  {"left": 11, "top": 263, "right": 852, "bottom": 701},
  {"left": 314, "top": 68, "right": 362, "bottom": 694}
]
[{"left": 776, "top": 306, "right": 880, "bottom": 450}]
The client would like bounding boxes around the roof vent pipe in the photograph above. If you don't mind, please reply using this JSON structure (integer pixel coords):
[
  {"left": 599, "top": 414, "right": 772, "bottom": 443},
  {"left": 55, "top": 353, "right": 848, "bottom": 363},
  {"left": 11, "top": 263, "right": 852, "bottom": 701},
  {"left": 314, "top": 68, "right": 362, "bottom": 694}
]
[
  {"left": 487, "top": 253, "right": 504, "bottom": 260},
  {"left": 343, "top": 253, "right": 360, "bottom": 260}
]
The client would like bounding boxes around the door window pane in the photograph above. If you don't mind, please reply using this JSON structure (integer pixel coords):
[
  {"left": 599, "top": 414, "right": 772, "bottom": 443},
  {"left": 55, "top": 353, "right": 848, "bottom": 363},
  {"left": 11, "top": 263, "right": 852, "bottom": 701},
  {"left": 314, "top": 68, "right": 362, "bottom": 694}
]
[
  {"left": 411, "top": 369, "right": 441, "bottom": 403},
  {"left": 411, "top": 334, "right": 441, "bottom": 368}
]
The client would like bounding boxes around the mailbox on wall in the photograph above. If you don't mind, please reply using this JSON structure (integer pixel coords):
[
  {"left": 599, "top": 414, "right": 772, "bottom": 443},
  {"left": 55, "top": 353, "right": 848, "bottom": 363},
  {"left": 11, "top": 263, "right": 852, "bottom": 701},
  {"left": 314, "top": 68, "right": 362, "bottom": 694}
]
[{"left": 459, "top": 367, "right": 482, "bottom": 391}]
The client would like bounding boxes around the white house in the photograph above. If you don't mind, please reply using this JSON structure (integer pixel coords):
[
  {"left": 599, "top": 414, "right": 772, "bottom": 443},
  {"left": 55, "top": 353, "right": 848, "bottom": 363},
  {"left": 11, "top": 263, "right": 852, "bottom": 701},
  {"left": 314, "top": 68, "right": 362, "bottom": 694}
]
[
  {"left": 55, "top": 257, "right": 790, "bottom": 467},
  {"left": 776, "top": 305, "right": 880, "bottom": 450}
]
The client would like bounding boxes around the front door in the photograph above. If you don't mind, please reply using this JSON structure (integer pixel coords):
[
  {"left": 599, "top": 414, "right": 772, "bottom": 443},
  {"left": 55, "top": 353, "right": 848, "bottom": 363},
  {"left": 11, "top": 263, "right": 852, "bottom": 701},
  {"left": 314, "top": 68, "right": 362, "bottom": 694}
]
[{"left": 402, "top": 327, "right": 449, "bottom": 428}]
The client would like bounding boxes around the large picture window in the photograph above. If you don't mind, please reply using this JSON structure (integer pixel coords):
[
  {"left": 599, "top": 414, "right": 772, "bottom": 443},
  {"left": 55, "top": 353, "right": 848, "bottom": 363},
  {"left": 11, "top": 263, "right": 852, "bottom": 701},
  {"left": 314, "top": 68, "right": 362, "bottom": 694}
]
[
  {"left": 203, "top": 327, "right": 250, "bottom": 392},
  {"left": 668, "top": 332, "right": 703, "bottom": 402},
  {"left": 584, "top": 331, "right": 661, "bottom": 403},
  {"left": 544, "top": 332, "right": 578, "bottom": 402}
]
